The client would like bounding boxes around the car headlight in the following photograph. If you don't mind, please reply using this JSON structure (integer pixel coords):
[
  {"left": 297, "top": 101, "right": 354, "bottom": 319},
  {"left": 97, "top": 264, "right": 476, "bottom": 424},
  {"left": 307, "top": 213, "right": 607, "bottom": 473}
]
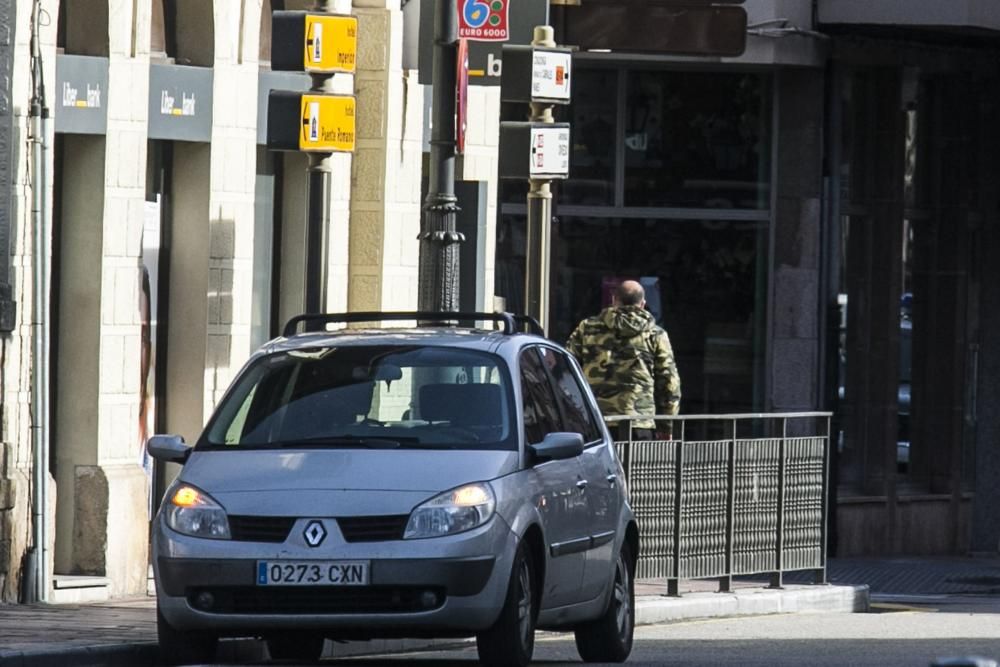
[
  {"left": 163, "top": 484, "right": 231, "bottom": 539},
  {"left": 404, "top": 483, "right": 496, "bottom": 539}
]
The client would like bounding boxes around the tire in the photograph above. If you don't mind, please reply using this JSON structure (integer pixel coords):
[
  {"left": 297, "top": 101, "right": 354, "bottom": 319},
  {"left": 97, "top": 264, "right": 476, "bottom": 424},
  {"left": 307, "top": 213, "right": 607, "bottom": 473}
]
[
  {"left": 574, "top": 542, "right": 635, "bottom": 663},
  {"left": 476, "top": 542, "right": 537, "bottom": 667},
  {"left": 156, "top": 604, "right": 218, "bottom": 666},
  {"left": 266, "top": 633, "right": 326, "bottom": 662}
]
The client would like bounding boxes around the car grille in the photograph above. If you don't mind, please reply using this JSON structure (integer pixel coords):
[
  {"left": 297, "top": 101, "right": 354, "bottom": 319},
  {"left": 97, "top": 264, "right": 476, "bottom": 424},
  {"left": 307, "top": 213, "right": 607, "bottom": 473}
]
[
  {"left": 229, "top": 516, "right": 296, "bottom": 543},
  {"left": 226, "top": 515, "right": 408, "bottom": 543},
  {"left": 336, "top": 515, "right": 409, "bottom": 542},
  {"left": 191, "top": 586, "right": 444, "bottom": 614}
]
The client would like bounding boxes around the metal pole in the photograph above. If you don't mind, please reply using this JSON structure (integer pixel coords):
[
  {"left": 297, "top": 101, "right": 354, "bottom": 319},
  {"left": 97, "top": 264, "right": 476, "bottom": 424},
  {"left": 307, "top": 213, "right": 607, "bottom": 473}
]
[
  {"left": 304, "top": 154, "right": 331, "bottom": 315},
  {"left": 27, "top": 0, "right": 50, "bottom": 604},
  {"left": 418, "top": 0, "right": 462, "bottom": 314},
  {"left": 303, "top": 0, "right": 338, "bottom": 317},
  {"left": 524, "top": 26, "right": 555, "bottom": 331}
]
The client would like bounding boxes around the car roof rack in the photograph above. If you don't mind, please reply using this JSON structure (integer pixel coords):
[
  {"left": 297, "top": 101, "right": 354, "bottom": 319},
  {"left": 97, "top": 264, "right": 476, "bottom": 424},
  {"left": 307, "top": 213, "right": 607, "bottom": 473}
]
[
  {"left": 512, "top": 315, "right": 545, "bottom": 336},
  {"left": 282, "top": 311, "right": 523, "bottom": 338}
]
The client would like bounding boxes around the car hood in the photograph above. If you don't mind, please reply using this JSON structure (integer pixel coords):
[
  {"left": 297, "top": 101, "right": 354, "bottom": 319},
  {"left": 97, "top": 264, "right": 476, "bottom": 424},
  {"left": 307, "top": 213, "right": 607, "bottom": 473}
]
[{"left": 178, "top": 448, "right": 519, "bottom": 515}]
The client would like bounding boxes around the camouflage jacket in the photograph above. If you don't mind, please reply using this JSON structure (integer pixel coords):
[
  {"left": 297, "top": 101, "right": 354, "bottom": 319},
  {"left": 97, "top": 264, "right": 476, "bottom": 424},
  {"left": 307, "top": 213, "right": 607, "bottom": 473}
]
[{"left": 566, "top": 306, "right": 681, "bottom": 429}]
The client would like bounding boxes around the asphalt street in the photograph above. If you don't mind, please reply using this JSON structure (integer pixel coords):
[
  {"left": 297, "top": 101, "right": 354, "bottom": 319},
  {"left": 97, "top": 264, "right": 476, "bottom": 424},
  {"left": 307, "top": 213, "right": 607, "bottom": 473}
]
[{"left": 317, "top": 595, "right": 1000, "bottom": 667}]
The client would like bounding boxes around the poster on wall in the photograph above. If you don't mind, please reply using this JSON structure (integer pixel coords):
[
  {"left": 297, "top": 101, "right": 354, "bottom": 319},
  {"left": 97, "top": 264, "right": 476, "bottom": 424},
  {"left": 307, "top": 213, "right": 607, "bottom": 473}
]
[{"left": 140, "top": 197, "right": 161, "bottom": 516}]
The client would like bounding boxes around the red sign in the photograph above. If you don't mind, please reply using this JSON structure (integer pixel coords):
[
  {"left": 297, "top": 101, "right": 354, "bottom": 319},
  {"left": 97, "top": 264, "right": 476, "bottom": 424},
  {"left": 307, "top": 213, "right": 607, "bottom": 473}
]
[
  {"left": 458, "top": 0, "right": 510, "bottom": 42},
  {"left": 456, "top": 38, "right": 469, "bottom": 154}
]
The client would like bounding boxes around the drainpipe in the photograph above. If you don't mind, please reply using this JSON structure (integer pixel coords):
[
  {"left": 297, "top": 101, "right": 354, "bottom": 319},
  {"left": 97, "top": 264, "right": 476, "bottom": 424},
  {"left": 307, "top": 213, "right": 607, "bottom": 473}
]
[{"left": 26, "top": 0, "right": 50, "bottom": 604}]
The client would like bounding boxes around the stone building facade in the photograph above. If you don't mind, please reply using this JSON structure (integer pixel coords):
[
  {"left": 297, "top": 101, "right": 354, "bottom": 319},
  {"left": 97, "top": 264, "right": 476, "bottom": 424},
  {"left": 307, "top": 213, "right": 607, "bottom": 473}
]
[
  {"left": 2, "top": 0, "right": 1000, "bottom": 604},
  {"left": 0, "top": 0, "right": 504, "bottom": 603}
]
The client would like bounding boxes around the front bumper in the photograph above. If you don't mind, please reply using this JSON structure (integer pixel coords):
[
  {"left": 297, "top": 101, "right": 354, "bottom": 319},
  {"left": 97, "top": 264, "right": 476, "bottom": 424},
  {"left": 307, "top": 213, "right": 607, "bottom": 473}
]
[{"left": 152, "top": 514, "right": 517, "bottom": 636}]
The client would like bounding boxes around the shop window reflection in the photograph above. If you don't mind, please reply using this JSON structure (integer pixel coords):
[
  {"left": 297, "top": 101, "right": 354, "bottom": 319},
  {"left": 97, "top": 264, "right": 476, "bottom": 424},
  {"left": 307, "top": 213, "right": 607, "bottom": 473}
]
[
  {"left": 625, "top": 71, "right": 770, "bottom": 209},
  {"left": 496, "top": 216, "right": 768, "bottom": 414}
]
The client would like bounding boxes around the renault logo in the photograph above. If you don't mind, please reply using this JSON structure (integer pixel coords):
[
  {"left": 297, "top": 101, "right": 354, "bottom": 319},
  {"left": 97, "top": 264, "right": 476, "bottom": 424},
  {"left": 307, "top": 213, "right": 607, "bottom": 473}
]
[{"left": 303, "top": 520, "right": 327, "bottom": 547}]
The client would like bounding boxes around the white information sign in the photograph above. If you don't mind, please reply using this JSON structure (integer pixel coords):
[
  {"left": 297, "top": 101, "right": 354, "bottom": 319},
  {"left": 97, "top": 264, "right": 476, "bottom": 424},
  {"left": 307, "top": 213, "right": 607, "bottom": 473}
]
[
  {"left": 529, "top": 125, "right": 570, "bottom": 178},
  {"left": 531, "top": 50, "right": 572, "bottom": 102}
]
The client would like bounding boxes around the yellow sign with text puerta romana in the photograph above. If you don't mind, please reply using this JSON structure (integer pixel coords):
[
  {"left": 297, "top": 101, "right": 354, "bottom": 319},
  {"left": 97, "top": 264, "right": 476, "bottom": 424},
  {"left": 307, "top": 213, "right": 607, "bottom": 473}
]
[
  {"left": 304, "top": 14, "right": 357, "bottom": 74},
  {"left": 300, "top": 94, "right": 355, "bottom": 152}
]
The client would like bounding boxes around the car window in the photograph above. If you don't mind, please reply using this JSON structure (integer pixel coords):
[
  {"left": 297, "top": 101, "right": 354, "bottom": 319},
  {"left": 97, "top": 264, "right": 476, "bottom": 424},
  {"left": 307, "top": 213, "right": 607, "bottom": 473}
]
[
  {"left": 519, "top": 347, "right": 562, "bottom": 446},
  {"left": 203, "top": 345, "right": 515, "bottom": 450},
  {"left": 537, "top": 347, "right": 603, "bottom": 444}
]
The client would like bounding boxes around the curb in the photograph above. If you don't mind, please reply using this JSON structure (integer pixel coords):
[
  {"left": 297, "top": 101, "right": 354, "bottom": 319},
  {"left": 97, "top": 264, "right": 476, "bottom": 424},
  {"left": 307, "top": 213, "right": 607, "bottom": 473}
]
[
  {"left": 636, "top": 584, "right": 870, "bottom": 625},
  {"left": 2, "top": 585, "right": 869, "bottom": 666}
]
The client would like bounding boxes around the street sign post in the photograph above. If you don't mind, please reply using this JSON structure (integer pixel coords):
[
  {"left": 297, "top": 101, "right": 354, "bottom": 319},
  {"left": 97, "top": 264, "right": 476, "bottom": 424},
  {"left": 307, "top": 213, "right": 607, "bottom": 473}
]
[
  {"left": 497, "top": 26, "right": 572, "bottom": 332},
  {"left": 267, "top": 2, "right": 357, "bottom": 317}
]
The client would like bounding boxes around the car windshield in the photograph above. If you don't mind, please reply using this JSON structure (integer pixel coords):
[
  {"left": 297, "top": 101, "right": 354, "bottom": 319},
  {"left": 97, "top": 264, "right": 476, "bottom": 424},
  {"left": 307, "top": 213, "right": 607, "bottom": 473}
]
[{"left": 202, "top": 344, "right": 515, "bottom": 451}]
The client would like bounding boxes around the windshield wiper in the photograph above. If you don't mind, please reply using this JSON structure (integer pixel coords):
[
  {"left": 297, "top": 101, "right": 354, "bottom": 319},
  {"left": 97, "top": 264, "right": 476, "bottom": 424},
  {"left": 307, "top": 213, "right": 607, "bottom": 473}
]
[{"left": 274, "top": 435, "right": 422, "bottom": 449}]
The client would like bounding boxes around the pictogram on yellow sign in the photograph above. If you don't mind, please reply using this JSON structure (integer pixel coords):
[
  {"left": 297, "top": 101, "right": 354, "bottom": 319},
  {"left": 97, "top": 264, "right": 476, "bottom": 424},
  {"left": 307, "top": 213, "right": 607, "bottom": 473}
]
[
  {"left": 304, "top": 14, "right": 357, "bottom": 74},
  {"left": 300, "top": 94, "right": 355, "bottom": 152}
]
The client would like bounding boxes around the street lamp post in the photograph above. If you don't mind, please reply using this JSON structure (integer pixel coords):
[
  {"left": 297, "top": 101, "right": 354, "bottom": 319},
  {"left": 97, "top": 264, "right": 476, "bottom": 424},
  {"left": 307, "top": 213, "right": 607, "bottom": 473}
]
[{"left": 418, "top": 0, "right": 463, "bottom": 314}]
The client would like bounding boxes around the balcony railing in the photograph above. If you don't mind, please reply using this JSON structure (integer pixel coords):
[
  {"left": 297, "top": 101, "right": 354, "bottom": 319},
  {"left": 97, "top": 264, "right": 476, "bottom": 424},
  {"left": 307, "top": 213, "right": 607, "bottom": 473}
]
[{"left": 607, "top": 412, "right": 832, "bottom": 596}]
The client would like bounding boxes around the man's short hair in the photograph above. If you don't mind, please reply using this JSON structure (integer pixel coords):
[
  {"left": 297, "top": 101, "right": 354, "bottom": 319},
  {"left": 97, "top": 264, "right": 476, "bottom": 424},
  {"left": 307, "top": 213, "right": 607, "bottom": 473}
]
[{"left": 615, "top": 281, "right": 645, "bottom": 306}]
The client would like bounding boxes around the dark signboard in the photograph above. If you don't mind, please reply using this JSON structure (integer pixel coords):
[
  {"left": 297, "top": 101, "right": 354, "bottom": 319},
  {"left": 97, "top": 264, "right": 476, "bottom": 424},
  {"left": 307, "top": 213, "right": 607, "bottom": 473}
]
[
  {"left": 257, "top": 70, "right": 310, "bottom": 145},
  {"left": 148, "top": 63, "right": 214, "bottom": 142},
  {"left": 552, "top": 4, "right": 748, "bottom": 57},
  {"left": 418, "top": 0, "right": 549, "bottom": 86},
  {"left": 55, "top": 55, "right": 109, "bottom": 135}
]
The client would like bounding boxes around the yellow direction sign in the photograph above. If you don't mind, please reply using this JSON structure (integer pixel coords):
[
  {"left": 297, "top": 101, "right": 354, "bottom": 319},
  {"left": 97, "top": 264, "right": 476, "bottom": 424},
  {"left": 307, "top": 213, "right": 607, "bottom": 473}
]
[
  {"left": 304, "top": 14, "right": 357, "bottom": 74},
  {"left": 300, "top": 94, "right": 355, "bottom": 152},
  {"left": 266, "top": 91, "right": 355, "bottom": 153},
  {"left": 271, "top": 11, "right": 357, "bottom": 74}
]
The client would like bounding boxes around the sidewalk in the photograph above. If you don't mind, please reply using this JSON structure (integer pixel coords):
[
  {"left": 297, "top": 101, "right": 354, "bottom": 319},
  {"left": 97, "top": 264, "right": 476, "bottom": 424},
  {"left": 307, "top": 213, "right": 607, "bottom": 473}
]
[
  {"left": 0, "top": 565, "right": 874, "bottom": 667},
  {"left": 6, "top": 555, "right": 998, "bottom": 665}
]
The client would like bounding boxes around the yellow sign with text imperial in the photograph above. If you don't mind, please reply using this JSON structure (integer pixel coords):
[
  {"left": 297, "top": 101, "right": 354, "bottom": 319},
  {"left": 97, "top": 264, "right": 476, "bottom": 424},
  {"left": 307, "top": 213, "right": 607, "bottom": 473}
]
[
  {"left": 299, "top": 94, "right": 355, "bottom": 152},
  {"left": 303, "top": 14, "right": 357, "bottom": 74}
]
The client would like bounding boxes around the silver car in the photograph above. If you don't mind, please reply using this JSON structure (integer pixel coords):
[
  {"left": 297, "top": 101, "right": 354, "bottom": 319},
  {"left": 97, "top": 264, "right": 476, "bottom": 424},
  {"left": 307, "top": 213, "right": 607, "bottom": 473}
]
[{"left": 149, "top": 312, "right": 638, "bottom": 666}]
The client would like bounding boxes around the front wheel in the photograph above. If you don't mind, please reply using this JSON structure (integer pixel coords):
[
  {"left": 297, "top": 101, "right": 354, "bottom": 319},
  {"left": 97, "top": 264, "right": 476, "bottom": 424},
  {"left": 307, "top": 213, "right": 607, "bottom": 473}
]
[
  {"left": 476, "top": 542, "right": 537, "bottom": 667},
  {"left": 575, "top": 541, "right": 635, "bottom": 663},
  {"left": 156, "top": 604, "right": 218, "bottom": 666}
]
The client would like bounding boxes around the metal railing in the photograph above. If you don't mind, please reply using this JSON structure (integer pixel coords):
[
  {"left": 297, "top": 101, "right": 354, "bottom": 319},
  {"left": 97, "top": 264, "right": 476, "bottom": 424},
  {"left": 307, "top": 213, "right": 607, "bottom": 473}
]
[{"left": 608, "top": 412, "right": 832, "bottom": 596}]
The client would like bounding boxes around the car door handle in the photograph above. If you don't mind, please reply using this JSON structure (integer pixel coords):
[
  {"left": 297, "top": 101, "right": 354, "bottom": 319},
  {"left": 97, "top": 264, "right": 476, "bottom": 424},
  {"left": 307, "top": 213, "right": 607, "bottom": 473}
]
[
  {"left": 606, "top": 474, "right": 617, "bottom": 486},
  {"left": 576, "top": 479, "right": 588, "bottom": 490}
]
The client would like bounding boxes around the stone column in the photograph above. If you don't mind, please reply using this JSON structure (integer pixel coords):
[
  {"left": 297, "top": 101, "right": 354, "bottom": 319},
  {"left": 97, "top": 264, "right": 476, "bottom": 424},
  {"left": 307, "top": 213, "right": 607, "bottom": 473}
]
[
  {"left": 770, "top": 69, "right": 824, "bottom": 415},
  {"left": 349, "top": 0, "right": 422, "bottom": 312}
]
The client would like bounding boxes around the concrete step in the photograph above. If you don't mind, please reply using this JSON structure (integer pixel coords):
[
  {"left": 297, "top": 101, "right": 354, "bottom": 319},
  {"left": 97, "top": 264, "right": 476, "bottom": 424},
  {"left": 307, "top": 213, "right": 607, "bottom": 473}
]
[{"left": 51, "top": 574, "right": 111, "bottom": 604}]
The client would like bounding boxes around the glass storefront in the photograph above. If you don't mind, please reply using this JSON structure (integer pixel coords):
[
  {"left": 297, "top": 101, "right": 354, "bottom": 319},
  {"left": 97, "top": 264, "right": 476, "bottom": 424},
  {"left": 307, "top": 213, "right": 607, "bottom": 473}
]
[{"left": 497, "top": 66, "right": 772, "bottom": 415}]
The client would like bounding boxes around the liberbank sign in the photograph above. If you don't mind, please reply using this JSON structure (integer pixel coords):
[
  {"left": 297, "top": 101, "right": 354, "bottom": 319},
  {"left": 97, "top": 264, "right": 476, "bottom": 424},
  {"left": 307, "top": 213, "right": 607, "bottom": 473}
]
[{"left": 418, "top": 0, "right": 549, "bottom": 86}]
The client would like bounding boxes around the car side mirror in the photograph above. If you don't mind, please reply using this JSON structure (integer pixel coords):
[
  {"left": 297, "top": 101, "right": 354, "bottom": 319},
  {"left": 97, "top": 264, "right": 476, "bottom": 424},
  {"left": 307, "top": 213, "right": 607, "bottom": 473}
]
[
  {"left": 147, "top": 434, "right": 191, "bottom": 464},
  {"left": 529, "top": 432, "right": 584, "bottom": 463}
]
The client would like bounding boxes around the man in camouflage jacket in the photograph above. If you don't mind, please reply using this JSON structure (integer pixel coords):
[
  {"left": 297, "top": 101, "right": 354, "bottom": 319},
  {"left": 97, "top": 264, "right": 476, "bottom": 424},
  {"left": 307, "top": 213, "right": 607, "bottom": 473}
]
[{"left": 566, "top": 280, "right": 681, "bottom": 439}]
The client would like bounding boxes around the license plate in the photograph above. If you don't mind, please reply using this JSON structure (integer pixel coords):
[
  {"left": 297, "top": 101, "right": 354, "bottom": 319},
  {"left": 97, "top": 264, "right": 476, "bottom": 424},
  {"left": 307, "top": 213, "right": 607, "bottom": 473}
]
[{"left": 256, "top": 560, "right": 370, "bottom": 586}]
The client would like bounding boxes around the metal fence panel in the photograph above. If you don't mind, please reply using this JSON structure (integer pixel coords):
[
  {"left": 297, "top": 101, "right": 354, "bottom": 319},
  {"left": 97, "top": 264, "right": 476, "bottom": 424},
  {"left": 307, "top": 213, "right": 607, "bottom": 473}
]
[
  {"left": 782, "top": 436, "right": 826, "bottom": 571},
  {"left": 612, "top": 413, "right": 830, "bottom": 594},
  {"left": 679, "top": 440, "right": 728, "bottom": 580},
  {"left": 733, "top": 438, "right": 780, "bottom": 575},
  {"left": 616, "top": 439, "right": 677, "bottom": 579}
]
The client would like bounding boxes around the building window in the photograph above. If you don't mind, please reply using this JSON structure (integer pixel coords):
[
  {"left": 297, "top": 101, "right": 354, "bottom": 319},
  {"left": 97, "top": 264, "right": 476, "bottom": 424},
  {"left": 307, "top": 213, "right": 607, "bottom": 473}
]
[
  {"left": 151, "top": 0, "right": 214, "bottom": 66},
  {"left": 497, "top": 65, "right": 773, "bottom": 415},
  {"left": 57, "top": 0, "right": 110, "bottom": 57},
  {"left": 624, "top": 70, "right": 770, "bottom": 210}
]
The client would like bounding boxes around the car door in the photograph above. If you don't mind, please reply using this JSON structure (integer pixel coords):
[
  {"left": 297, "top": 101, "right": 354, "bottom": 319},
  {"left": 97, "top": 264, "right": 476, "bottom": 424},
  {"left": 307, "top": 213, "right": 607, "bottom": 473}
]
[
  {"left": 537, "top": 346, "right": 622, "bottom": 601},
  {"left": 519, "top": 346, "right": 590, "bottom": 608}
]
